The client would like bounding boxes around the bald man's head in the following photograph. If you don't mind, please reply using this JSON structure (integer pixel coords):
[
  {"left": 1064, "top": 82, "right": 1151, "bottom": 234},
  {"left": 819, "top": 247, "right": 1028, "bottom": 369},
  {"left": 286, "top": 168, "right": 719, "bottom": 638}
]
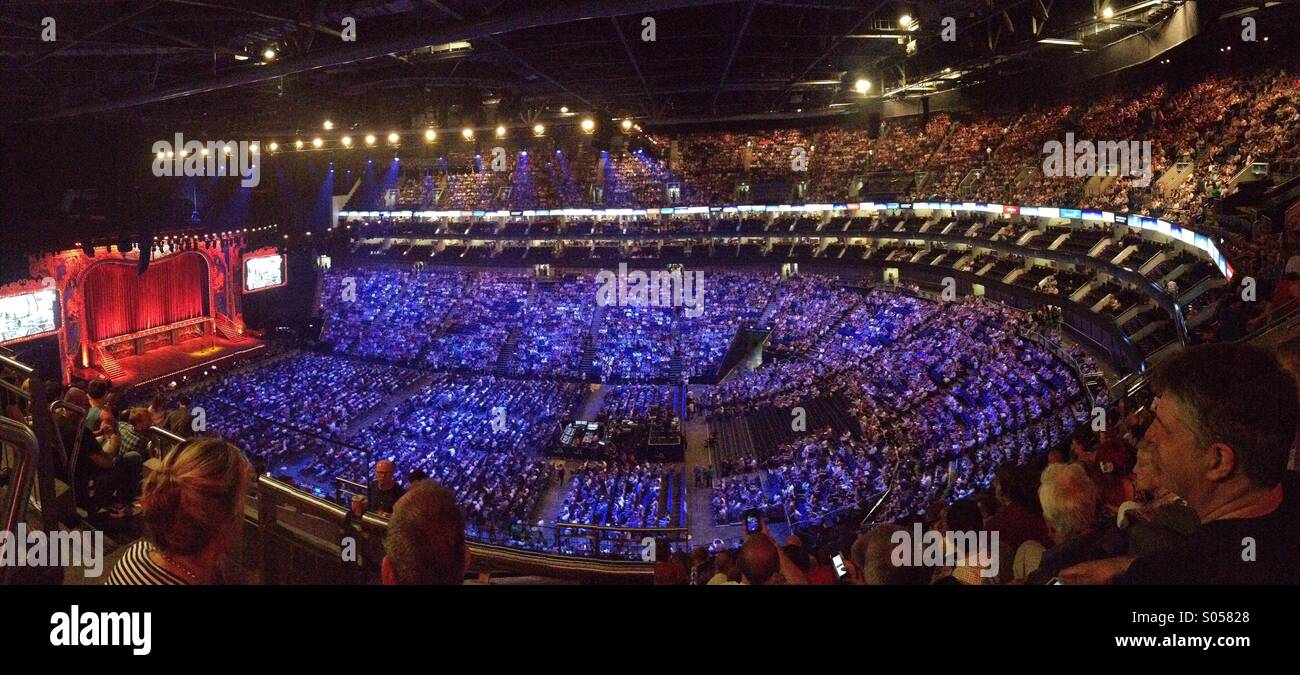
[
  {"left": 738, "top": 536, "right": 780, "bottom": 585},
  {"left": 375, "top": 460, "right": 396, "bottom": 489}
]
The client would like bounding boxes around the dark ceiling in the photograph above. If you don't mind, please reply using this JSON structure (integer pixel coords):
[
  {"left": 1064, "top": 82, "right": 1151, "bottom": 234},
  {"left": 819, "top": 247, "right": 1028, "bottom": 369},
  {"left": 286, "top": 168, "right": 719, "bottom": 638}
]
[{"left": 0, "top": 0, "right": 1210, "bottom": 132}]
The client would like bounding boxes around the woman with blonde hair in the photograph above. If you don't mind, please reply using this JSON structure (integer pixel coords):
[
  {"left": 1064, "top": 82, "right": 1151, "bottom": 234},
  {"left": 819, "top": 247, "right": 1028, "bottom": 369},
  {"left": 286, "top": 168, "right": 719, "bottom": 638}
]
[{"left": 105, "top": 437, "right": 249, "bottom": 585}]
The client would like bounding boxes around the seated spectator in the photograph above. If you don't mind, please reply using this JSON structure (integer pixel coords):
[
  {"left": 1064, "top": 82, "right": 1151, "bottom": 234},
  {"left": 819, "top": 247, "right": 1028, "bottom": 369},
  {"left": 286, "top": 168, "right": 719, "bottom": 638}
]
[
  {"left": 985, "top": 464, "right": 1051, "bottom": 554},
  {"left": 706, "top": 550, "right": 741, "bottom": 584},
  {"left": 147, "top": 395, "right": 167, "bottom": 428},
  {"left": 738, "top": 535, "right": 781, "bottom": 585},
  {"left": 164, "top": 396, "right": 193, "bottom": 438},
  {"left": 382, "top": 481, "right": 469, "bottom": 585},
  {"left": 95, "top": 408, "right": 148, "bottom": 518},
  {"left": 84, "top": 378, "right": 110, "bottom": 435},
  {"left": 932, "top": 498, "right": 1003, "bottom": 585},
  {"left": 52, "top": 386, "right": 89, "bottom": 480},
  {"left": 1116, "top": 445, "right": 1199, "bottom": 557},
  {"left": 1025, "top": 462, "right": 1125, "bottom": 584},
  {"left": 1107, "top": 344, "right": 1299, "bottom": 584},
  {"left": 56, "top": 388, "right": 104, "bottom": 507},
  {"left": 738, "top": 526, "right": 808, "bottom": 585},
  {"left": 367, "top": 459, "right": 406, "bottom": 516},
  {"left": 105, "top": 438, "right": 250, "bottom": 585}
]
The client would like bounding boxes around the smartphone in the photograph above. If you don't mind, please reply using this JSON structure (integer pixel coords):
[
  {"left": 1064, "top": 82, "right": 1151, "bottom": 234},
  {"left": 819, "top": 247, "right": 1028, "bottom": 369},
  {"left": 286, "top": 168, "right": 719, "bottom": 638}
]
[
  {"left": 743, "top": 508, "right": 762, "bottom": 534},
  {"left": 832, "top": 553, "right": 848, "bottom": 579}
]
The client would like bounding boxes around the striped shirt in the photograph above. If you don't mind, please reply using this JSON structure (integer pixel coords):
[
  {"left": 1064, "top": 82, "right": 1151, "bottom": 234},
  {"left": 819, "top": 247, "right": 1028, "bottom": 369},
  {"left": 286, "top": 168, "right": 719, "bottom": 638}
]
[{"left": 104, "top": 540, "right": 189, "bottom": 586}]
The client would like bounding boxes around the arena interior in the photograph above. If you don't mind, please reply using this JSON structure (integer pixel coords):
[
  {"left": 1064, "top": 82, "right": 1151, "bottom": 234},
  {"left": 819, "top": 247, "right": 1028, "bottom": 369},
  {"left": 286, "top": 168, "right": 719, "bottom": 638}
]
[{"left": 2, "top": 0, "right": 1300, "bottom": 612}]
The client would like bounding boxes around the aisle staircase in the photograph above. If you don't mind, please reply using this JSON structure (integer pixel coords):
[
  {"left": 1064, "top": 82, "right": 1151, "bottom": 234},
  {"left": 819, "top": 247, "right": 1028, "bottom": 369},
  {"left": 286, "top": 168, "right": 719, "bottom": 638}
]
[
  {"left": 214, "top": 317, "right": 243, "bottom": 341},
  {"left": 579, "top": 303, "right": 606, "bottom": 376},
  {"left": 494, "top": 326, "right": 522, "bottom": 376},
  {"left": 94, "top": 346, "right": 125, "bottom": 380}
]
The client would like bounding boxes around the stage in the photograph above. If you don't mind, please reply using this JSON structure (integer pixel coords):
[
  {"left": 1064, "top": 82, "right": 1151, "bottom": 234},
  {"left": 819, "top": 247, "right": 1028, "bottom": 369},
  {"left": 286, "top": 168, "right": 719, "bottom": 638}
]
[{"left": 81, "top": 333, "right": 264, "bottom": 389}]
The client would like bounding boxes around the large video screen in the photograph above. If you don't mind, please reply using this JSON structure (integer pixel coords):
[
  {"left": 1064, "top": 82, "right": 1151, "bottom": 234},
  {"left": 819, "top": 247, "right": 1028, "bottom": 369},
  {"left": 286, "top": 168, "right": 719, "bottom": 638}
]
[
  {"left": 0, "top": 289, "right": 58, "bottom": 345},
  {"left": 244, "top": 254, "right": 286, "bottom": 293}
]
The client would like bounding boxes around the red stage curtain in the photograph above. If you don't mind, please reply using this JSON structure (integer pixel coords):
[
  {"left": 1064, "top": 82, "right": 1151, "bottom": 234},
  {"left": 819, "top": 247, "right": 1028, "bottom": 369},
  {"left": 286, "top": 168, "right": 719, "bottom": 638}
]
[{"left": 86, "top": 253, "right": 208, "bottom": 341}]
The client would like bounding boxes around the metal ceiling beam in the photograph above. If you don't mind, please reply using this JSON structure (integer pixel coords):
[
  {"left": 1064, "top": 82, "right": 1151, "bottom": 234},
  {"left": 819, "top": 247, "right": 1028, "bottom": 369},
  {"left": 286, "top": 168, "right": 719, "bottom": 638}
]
[
  {"left": 769, "top": 0, "right": 889, "bottom": 109},
  {"left": 425, "top": 0, "right": 594, "bottom": 108},
  {"left": 712, "top": 0, "right": 757, "bottom": 114},
  {"left": 33, "top": 0, "right": 744, "bottom": 120},
  {"left": 162, "top": 0, "right": 345, "bottom": 40},
  {"left": 24, "top": 1, "right": 164, "bottom": 68},
  {"left": 611, "top": 16, "right": 657, "bottom": 116}
]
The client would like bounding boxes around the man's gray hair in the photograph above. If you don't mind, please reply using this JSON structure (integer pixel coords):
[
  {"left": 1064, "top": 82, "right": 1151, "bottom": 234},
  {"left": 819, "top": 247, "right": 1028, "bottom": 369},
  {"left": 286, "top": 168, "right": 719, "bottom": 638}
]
[{"left": 1038, "top": 462, "right": 1098, "bottom": 541}]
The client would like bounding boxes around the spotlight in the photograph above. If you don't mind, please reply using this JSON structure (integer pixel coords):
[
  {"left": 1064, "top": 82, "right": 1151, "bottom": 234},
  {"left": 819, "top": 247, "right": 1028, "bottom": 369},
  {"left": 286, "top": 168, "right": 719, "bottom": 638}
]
[
  {"left": 166, "top": 150, "right": 174, "bottom": 159},
  {"left": 899, "top": 13, "right": 915, "bottom": 30},
  {"left": 365, "top": 134, "right": 377, "bottom": 146},
  {"left": 268, "top": 142, "right": 279, "bottom": 152},
  {"left": 581, "top": 118, "right": 595, "bottom": 133},
  {"left": 387, "top": 132, "right": 400, "bottom": 144},
  {"left": 424, "top": 129, "right": 436, "bottom": 142},
  {"left": 250, "top": 143, "right": 259, "bottom": 153},
  {"left": 156, "top": 151, "right": 165, "bottom": 159},
  {"left": 294, "top": 139, "right": 304, "bottom": 150},
  {"left": 462, "top": 127, "right": 474, "bottom": 140},
  {"left": 263, "top": 48, "right": 276, "bottom": 61},
  {"left": 495, "top": 125, "right": 507, "bottom": 138},
  {"left": 341, "top": 135, "right": 353, "bottom": 147},
  {"left": 533, "top": 123, "right": 545, "bottom": 136},
  {"left": 323, "top": 120, "right": 334, "bottom": 130},
  {"left": 201, "top": 147, "right": 210, "bottom": 156},
  {"left": 621, "top": 119, "right": 633, "bottom": 131},
  {"left": 854, "top": 78, "right": 871, "bottom": 94},
  {"left": 223, "top": 146, "right": 232, "bottom": 155},
  {"left": 312, "top": 137, "right": 323, "bottom": 148},
  {"left": 560, "top": 106, "right": 569, "bottom": 114},
  {"left": 1101, "top": 5, "right": 1114, "bottom": 19}
]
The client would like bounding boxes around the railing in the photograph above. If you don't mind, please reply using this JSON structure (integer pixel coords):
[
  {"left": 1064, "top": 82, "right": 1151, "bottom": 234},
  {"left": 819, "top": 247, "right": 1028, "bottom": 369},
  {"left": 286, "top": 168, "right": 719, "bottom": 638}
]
[
  {"left": 1021, "top": 328, "right": 1097, "bottom": 410},
  {"left": 861, "top": 446, "right": 902, "bottom": 529},
  {"left": 250, "top": 475, "right": 654, "bottom": 582},
  {"left": 0, "top": 417, "right": 39, "bottom": 585},
  {"left": 1244, "top": 296, "right": 1300, "bottom": 344},
  {"left": 0, "top": 351, "right": 61, "bottom": 529},
  {"left": 333, "top": 476, "right": 367, "bottom": 505}
]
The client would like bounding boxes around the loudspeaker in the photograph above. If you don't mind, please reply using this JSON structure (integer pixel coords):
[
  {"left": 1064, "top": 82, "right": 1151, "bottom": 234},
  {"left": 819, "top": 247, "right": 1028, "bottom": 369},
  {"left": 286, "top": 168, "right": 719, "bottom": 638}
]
[
  {"left": 137, "top": 238, "right": 152, "bottom": 275},
  {"left": 857, "top": 98, "right": 883, "bottom": 139},
  {"left": 591, "top": 112, "right": 613, "bottom": 152}
]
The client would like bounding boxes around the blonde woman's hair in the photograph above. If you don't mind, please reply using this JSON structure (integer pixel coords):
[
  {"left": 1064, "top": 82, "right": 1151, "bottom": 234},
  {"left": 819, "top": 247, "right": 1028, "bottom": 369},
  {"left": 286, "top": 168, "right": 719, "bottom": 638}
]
[{"left": 141, "top": 438, "right": 249, "bottom": 556}]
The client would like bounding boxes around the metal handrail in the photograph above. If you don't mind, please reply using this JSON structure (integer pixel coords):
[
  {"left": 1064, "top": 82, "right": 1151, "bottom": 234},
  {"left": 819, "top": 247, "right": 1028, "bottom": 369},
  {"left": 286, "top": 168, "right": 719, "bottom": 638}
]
[
  {"left": 0, "top": 353, "right": 60, "bottom": 528},
  {"left": 48, "top": 400, "right": 85, "bottom": 515},
  {"left": 860, "top": 446, "right": 902, "bottom": 529},
  {"left": 1021, "top": 328, "right": 1097, "bottom": 410},
  {"left": 0, "top": 417, "right": 39, "bottom": 585},
  {"left": 1246, "top": 296, "right": 1300, "bottom": 342},
  {"left": 145, "top": 425, "right": 187, "bottom": 449}
]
